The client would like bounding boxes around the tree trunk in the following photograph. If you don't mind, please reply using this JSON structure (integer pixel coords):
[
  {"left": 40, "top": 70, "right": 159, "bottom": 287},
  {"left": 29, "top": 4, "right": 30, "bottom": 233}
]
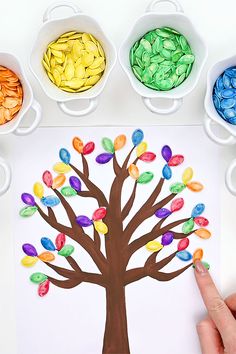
[{"left": 102, "top": 283, "right": 130, "bottom": 354}]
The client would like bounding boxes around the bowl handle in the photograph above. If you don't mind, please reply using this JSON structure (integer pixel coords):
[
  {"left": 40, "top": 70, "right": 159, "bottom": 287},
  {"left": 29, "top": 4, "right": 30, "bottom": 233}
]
[
  {"left": 203, "top": 115, "right": 236, "bottom": 145},
  {"left": 0, "top": 157, "right": 11, "bottom": 196},
  {"left": 14, "top": 99, "right": 42, "bottom": 136},
  {"left": 57, "top": 97, "right": 99, "bottom": 117},
  {"left": 146, "top": 0, "right": 183, "bottom": 13},
  {"left": 142, "top": 96, "right": 183, "bottom": 115},
  {"left": 43, "top": 2, "right": 81, "bottom": 22},
  {"left": 226, "top": 159, "right": 236, "bottom": 196}
]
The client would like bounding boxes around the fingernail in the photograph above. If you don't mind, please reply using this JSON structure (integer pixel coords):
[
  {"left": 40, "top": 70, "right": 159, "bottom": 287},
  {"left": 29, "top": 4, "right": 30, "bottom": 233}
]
[{"left": 194, "top": 260, "right": 208, "bottom": 274}]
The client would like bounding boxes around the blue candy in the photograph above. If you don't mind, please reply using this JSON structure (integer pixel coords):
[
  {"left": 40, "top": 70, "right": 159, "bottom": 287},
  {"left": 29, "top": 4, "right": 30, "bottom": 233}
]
[
  {"left": 59, "top": 148, "right": 71, "bottom": 165},
  {"left": 212, "top": 66, "right": 236, "bottom": 125},
  {"left": 176, "top": 250, "right": 192, "bottom": 262},
  {"left": 162, "top": 164, "right": 172, "bottom": 180},
  {"left": 41, "top": 195, "right": 60, "bottom": 207},
  {"left": 41, "top": 237, "right": 56, "bottom": 251},
  {"left": 191, "top": 203, "right": 205, "bottom": 218}
]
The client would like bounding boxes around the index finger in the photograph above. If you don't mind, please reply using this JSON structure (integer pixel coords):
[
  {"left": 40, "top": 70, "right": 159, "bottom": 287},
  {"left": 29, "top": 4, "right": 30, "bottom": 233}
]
[{"left": 194, "top": 260, "right": 236, "bottom": 341}]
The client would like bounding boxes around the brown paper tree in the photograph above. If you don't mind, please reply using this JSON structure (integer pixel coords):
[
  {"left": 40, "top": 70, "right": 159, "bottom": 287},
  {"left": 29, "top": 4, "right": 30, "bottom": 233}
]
[{"left": 20, "top": 129, "right": 211, "bottom": 354}]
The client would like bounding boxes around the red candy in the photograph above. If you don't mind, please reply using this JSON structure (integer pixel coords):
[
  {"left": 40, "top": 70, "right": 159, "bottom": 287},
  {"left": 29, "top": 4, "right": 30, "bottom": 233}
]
[
  {"left": 42, "top": 171, "right": 53, "bottom": 188},
  {"left": 83, "top": 142, "right": 95, "bottom": 155},
  {"left": 177, "top": 238, "right": 189, "bottom": 251},
  {"left": 139, "top": 152, "right": 156, "bottom": 162},
  {"left": 92, "top": 207, "right": 107, "bottom": 221},
  {"left": 38, "top": 279, "right": 50, "bottom": 297},
  {"left": 168, "top": 155, "right": 184, "bottom": 167},
  {"left": 170, "top": 198, "right": 184, "bottom": 212},
  {"left": 194, "top": 217, "right": 209, "bottom": 227},
  {"left": 55, "top": 233, "right": 66, "bottom": 251}
]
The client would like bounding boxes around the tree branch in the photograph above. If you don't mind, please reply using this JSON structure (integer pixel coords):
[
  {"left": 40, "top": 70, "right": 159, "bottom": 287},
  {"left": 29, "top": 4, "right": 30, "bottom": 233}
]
[
  {"left": 126, "top": 218, "right": 189, "bottom": 261},
  {"left": 47, "top": 277, "right": 82, "bottom": 289},
  {"left": 45, "top": 260, "right": 107, "bottom": 287},
  {"left": 81, "top": 154, "right": 89, "bottom": 178},
  {"left": 113, "top": 154, "right": 122, "bottom": 175},
  {"left": 149, "top": 263, "right": 193, "bottom": 281},
  {"left": 121, "top": 182, "right": 137, "bottom": 221},
  {"left": 70, "top": 163, "right": 108, "bottom": 207}
]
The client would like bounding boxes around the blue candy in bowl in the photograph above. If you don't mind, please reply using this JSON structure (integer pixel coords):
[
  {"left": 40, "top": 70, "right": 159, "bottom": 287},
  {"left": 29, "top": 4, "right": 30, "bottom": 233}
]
[{"left": 213, "top": 66, "right": 236, "bottom": 125}]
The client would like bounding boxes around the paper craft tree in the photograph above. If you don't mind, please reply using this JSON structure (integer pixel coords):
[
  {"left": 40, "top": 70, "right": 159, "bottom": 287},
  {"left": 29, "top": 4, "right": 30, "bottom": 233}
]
[{"left": 19, "top": 129, "right": 211, "bottom": 354}]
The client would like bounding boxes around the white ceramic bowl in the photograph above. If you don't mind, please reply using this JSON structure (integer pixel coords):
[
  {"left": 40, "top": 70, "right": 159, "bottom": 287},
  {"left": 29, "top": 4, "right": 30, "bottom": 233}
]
[
  {"left": 30, "top": 1, "right": 117, "bottom": 117},
  {"left": 0, "top": 52, "right": 42, "bottom": 136},
  {"left": 226, "top": 159, "right": 236, "bottom": 196},
  {"left": 0, "top": 156, "right": 11, "bottom": 196},
  {"left": 204, "top": 55, "right": 236, "bottom": 145},
  {"left": 119, "top": 0, "right": 207, "bottom": 115}
]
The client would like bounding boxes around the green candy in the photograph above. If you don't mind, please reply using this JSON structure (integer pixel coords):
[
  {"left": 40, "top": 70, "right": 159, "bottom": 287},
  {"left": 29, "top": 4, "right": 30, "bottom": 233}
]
[
  {"left": 137, "top": 172, "right": 154, "bottom": 184},
  {"left": 170, "top": 182, "right": 186, "bottom": 194},
  {"left": 61, "top": 186, "right": 77, "bottom": 197},
  {"left": 58, "top": 244, "right": 75, "bottom": 257},
  {"left": 20, "top": 206, "right": 38, "bottom": 217},
  {"left": 193, "top": 261, "right": 210, "bottom": 270},
  {"left": 102, "top": 137, "right": 114, "bottom": 153},
  {"left": 30, "top": 272, "right": 47, "bottom": 284},
  {"left": 182, "top": 218, "right": 195, "bottom": 234},
  {"left": 130, "top": 26, "right": 194, "bottom": 91}
]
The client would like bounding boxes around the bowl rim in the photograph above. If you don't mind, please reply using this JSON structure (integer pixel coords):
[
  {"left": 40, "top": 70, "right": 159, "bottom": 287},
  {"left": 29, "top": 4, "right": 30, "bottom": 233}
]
[
  {"left": 0, "top": 51, "right": 33, "bottom": 135},
  {"left": 118, "top": 11, "right": 208, "bottom": 99},
  {"left": 29, "top": 12, "right": 117, "bottom": 102},
  {"left": 204, "top": 54, "right": 236, "bottom": 136}
]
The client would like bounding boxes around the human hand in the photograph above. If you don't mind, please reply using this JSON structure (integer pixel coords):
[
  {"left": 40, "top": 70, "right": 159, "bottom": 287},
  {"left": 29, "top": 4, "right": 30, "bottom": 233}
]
[{"left": 194, "top": 260, "right": 236, "bottom": 354}]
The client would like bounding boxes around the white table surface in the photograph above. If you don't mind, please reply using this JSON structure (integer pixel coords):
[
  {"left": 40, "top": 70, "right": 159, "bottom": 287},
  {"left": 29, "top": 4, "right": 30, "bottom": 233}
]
[{"left": 0, "top": 0, "right": 236, "bottom": 353}]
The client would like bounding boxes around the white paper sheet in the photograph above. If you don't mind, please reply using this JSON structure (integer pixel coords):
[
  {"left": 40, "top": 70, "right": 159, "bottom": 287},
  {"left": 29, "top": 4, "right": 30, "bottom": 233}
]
[{"left": 13, "top": 126, "right": 220, "bottom": 354}]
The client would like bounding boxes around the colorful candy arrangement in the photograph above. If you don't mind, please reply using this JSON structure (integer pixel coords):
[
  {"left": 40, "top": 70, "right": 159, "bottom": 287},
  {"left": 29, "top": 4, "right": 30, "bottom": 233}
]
[
  {"left": 42, "top": 31, "right": 106, "bottom": 93},
  {"left": 0, "top": 66, "right": 23, "bottom": 125},
  {"left": 213, "top": 66, "right": 236, "bottom": 125},
  {"left": 19, "top": 129, "right": 212, "bottom": 297},
  {"left": 130, "top": 27, "right": 195, "bottom": 91}
]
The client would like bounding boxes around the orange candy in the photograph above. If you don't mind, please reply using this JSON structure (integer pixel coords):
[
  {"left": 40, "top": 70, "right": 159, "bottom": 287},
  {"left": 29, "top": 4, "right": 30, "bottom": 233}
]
[
  {"left": 193, "top": 248, "right": 203, "bottom": 262},
  {"left": 114, "top": 135, "right": 126, "bottom": 151},
  {"left": 73, "top": 137, "right": 84, "bottom": 153},
  {"left": 52, "top": 174, "right": 66, "bottom": 189},
  {"left": 128, "top": 164, "right": 139, "bottom": 180},
  {"left": 38, "top": 252, "right": 55, "bottom": 262},
  {"left": 195, "top": 228, "right": 211, "bottom": 239},
  {"left": 0, "top": 66, "right": 23, "bottom": 125},
  {"left": 186, "top": 181, "right": 204, "bottom": 192}
]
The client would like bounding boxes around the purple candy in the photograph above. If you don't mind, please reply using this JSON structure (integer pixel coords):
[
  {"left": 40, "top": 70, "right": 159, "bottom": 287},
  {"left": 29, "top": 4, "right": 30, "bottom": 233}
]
[
  {"left": 96, "top": 153, "right": 114, "bottom": 164},
  {"left": 21, "top": 193, "right": 36, "bottom": 206},
  {"left": 161, "top": 232, "right": 174, "bottom": 246},
  {"left": 69, "top": 176, "right": 81, "bottom": 192},
  {"left": 161, "top": 145, "right": 172, "bottom": 162},
  {"left": 22, "top": 243, "right": 38, "bottom": 257},
  {"left": 76, "top": 215, "right": 93, "bottom": 227},
  {"left": 155, "top": 208, "right": 171, "bottom": 218}
]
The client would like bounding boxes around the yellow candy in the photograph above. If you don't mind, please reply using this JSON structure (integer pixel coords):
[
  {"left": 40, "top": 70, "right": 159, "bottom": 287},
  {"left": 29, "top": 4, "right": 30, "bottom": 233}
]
[
  {"left": 128, "top": 164, "right": 139, "bottom": 179},
  {"left": 33, "top": 182, "right": 44, "bottom": 199},
  {"left": 21, "top": 256, "right": 38, "bottom": 267},
  {"left": 146, "top": 241, "right": 163, "bottom": 252},
  {"left": 136, "top": 142, "right": 147, "bottom": 157},
  {"left": 195, "top": 228, "right": 211, "bottom": 239},
  {"left": 75, "top": 65, "right": 85, "bottom": 79},
  {"left": 52, "top": 174, "right": 66, "bottom": 189},
  {"left": 65, "top": 63, "right": 75, "bottom": 80},
  {"left": 85, "top": 75, "right": 101, "bottom": 86},
  {"left": 182, "top": 167, "right": 193, "bottom": 184},
  {"left": 43, "top": 31, "right": 106, "bottom": 93},
  {"left": 94, "top": 221, "right": 108, "bottom": 235},
  {"left": 52, "top": 68, "right": 61, "bottom": 87},
  {"left": 53, "top": 162, "right": 71, "bottom": 174}
]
